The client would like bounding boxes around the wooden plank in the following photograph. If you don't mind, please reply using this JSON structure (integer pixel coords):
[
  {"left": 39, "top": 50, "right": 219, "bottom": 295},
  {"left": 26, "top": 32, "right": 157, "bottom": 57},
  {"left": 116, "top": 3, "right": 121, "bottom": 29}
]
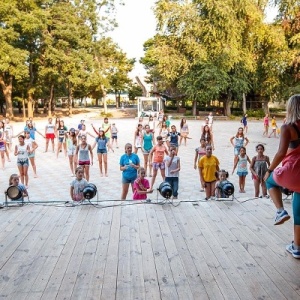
[
  {"left": 155, "top": 205, "right": 194, "bottom": 299},
  {"left": 55, "top": 206, "right": 98, "bottom": 300},
  {"left": 0, "top": 207, "right": 25, "bottom": 239},
  {"left": 171, "top": 203, "right": 239, "bottom": 300},
  {"left": 145, "top": 205, "right": 179, "bottom": 299},
  {"left": 85, "top": 207, "right": 114, "bottom": 299},
  {"left": 0, "top": 206, "right": 46, "bottom": 269},
  {"left": 0, "top": 206, "right": 61, "bottom": 298},
  {"left": 162, "top": 205, "right": 209, "bottom": 300},
  {"left": 100, "top": 205, "right": 121, "bottom": 299},
  {"left": 128, "top": 204, "right": 146, "bottom": 300},
  {"left": 24, "top": 207, "right": 77, "bottom": 300},
  {"left": 137, "top": 204, "right": 161, "bottom": 300},
  {"left": 70, "top": 206, "right": 105, "bottom": 299},
  {"left": 41, "top": 206, "right": 90, "bottom": 300},
  {"left": 116, "top": 205, "right": 132, "bottom": 299},
  {"left": 217, "top": 200, "right": 300, "bottom": 299},
  {"left": 194, "top": 200, "right": 285, "bottom": 300}
]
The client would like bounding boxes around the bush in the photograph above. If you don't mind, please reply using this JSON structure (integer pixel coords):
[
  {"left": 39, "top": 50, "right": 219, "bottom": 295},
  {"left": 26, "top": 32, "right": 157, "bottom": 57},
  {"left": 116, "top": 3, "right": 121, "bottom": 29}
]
[
  {"left": 100, "top": 112, "right": 113, "bottom": 118},
  {"left": 244, "top": 109, "right": 265, "bottom": 118}
]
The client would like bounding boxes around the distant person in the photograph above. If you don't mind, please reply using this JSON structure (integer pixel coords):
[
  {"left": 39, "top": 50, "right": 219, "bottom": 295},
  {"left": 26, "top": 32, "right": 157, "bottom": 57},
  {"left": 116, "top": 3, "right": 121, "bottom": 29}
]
[
  {"left": 241, "top": 114, "right": 248, "bottom": 133},
  {"left": 78, "top": 120, "right": 85, "bottom": 131},
  {"left": 268, "top": 116, "right": 278, "bottom": 138},
  {"left": 263, "top": 113, "right": 269, "bottom": 136},
  {"left": 45, "top": 118, "right": 56, "bottom": 152},
  {"left": 111, "top": 123, "right": 119, "bottom": 148},
  {"left": 201, "top": 117, "right": 209, "bottom": 132},
  {"left": 208, "top": 112, "right": 214, "bottom": 131},
  {"left": 179, "top": 117, "right": 190, "bottom": 146}
]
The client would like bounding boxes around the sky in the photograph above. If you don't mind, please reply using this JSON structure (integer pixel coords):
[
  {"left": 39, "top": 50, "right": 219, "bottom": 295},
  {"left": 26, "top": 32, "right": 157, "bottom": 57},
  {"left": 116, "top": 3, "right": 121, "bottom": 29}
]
[
  {"left": 107, "top": 0, "right": 156, "bottom": 77},
  {"left": 107, "top": 1, "right": 278, "bottom": 77}
]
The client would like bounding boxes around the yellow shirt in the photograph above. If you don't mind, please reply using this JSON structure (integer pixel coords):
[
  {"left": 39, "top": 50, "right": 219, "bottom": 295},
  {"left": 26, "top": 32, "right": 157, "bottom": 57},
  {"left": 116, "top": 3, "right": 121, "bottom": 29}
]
[{"left": 199, "top": 155, "right": 219, "bottom": 182}]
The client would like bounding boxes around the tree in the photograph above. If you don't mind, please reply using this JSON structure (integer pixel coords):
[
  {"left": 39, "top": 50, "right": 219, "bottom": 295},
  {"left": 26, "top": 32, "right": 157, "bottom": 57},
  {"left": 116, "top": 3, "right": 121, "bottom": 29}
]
[
  {"left": 142, "top": 0, "right": 291, "bottom": 116},
  {"left": 0, "top": 1, "right": 31, "bottom": 118}
]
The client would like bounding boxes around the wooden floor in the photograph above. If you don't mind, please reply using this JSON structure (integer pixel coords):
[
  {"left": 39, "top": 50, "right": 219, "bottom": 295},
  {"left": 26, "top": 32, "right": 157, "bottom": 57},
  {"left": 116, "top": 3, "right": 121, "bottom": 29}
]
[{"left": 1, "top": 197, "right": 300, "bottom": 300}]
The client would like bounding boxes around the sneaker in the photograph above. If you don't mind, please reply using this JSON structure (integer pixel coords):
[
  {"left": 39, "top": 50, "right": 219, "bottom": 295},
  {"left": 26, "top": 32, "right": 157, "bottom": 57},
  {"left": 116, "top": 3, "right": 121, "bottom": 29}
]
[
  {"left": 286, "top": 242, "right": 300, "bottom": 259},
  {"left": 274, "top": 210, "right": 290, "bottom": 225}
]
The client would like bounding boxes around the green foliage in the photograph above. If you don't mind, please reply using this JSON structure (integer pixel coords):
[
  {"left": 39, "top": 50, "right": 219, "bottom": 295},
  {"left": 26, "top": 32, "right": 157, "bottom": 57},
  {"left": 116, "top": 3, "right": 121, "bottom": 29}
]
[
  {"left": 245, "top": 109, "right": 265, "bottom": 118},
  {"left": 100, "top": 111, "right": 113, "bottom": 118},
  {"left": 0, "top": 0, "right": 133, "bottom": 117}
]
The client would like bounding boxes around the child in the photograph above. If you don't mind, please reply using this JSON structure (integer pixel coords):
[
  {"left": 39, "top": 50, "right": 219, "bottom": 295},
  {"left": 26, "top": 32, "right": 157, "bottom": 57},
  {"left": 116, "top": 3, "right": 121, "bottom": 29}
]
[
  {"left": 111, "top": 123, "right": 119, "bottom": 148},
  {"left": 268, "top": 116, "right": 278, "bottom": 138},
  {"left": 70, "top": 166, "right": 89, "bottom": 202},
  {"left": 133, "top": 167, "right": 153, "bottom": 200},
  {"left": 250, "top": 144, "right": 270, "bottom": 198},
  {"left": 232, "top": 146, "right": 251, "bottom": 193},
  {"left": 230, "top": 127, "right": 249, "bottom": 162},
  {"left": 164, "top": 146, "right": 181, "bottom": 199},
  {"left": 92, "top": 129, "right": 109, "bottom": 177},
  {"left": 215, "top": 170, "right": 229, "bottom": 198},
  {"left": 8, "top": 173, "right": 28, "bottom": 202},
  {"left": 199, "top": 145, "right": 220, "bottom": 200},
  {"left": 167, "top": 125, "right": 180, "bottom": 154},
  {"left": 194, "top": 138, "right": 207, "bottom": 191},
  {"left": 134, "top": 124, "right": 143, "bottom": 154}
]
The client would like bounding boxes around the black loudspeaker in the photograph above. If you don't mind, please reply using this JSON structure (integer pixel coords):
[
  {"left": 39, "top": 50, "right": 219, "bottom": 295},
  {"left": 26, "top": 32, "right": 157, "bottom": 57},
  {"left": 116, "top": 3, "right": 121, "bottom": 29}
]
[
  {"left": 158, "top": 182, "right": 173, "bottom": 199},
  {"left": 6, "top": 186, "right": 23, "bottom": 200},
  {"left": 218, "top": 181, "right": 235, "bottom": 196},
  {"left": 281, "top": 187, "right": 294, "bottom": 196},
  {"left": 82, "top": 183, "right": 97, "bottom": 200}
]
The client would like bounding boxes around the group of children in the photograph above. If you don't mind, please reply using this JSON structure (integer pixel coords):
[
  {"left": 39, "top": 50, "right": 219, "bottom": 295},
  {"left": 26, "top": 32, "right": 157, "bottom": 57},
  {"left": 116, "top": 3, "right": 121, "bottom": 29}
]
[
  {"left": 5, "top": 112, "right": 274, "bottom": 203},
  {"left": 193, "top": 122, "right": 272, "bottom": 200}
]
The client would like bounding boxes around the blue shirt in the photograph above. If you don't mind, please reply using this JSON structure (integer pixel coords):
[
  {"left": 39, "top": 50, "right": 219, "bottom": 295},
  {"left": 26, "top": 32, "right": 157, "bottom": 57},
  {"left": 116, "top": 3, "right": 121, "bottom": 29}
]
[
  {"left": 96, "top": 137, "right": 108, "bottom": 150},
  {"left": 119, "top": 153, "right": 140, "bottom": 181},
  {"left": 24, "top": 126, "right": 36, "bottom": 140}
]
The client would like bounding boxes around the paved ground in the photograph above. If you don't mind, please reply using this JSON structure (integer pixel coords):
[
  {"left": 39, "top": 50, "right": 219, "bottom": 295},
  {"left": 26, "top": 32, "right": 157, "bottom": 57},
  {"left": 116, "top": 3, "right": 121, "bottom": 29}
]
[{"left": 0, "top": 112, "right": 283, "bottom": 205}]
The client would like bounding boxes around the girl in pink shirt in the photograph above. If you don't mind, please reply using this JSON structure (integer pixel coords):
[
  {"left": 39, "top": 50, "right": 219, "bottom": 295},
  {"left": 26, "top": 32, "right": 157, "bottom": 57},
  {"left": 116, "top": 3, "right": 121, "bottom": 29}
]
[{"left": 133, "top": 167, "right": 153, "bottom": 200}]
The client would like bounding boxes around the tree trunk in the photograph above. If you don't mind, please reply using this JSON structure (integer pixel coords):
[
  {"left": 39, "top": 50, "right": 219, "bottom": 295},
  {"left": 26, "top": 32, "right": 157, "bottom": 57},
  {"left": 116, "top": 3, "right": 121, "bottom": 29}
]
[
  {"left": 262, "top": 97, "right": 269, "bottom": 114},
  {"left": 192, "top": 100, "right": 197, "bottom": 116},
  {"left": 224, "top": 91, "right": 232, "bottom": 116},
  {"left": 48, "top": 83, "right": 54, "bottom": 117},
  {"left": 22, "top": 99, "right": 26, "bottom": 120},
  {"left": 101, "top": 84, "right": 107, "bottom": 114},
  {"left": 0, "top": 74, "right": 14, "bottom": 118},
  {"left": 115, "top": 91, "right": 121, "bottom": 108},
  {"left": 242, "top": 93, "right": 247, "bottom": 114},
  {"left": 27, "top": 92, "right": 34, "bottom": 119},
  {"left": 67, "top": 81, "right": 73, "bottom": 116}
]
